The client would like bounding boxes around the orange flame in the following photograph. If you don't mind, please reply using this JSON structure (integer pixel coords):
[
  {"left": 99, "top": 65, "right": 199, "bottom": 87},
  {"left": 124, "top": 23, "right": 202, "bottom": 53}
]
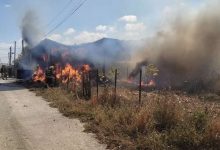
[
  {"left": 147, "top": 80, "right": 156, "bottom": 87},
  {"left": 32, "top": 63, "right": 91, "bottom": 85},
  {"left": 32, "top": 66, "right": 45, "bottom": 82},
  {"left": 82, "top": 64, "right": 91, "bottom": 73},
  {"left": 56, "top": 63, "right": 90, "bottom": 84}
]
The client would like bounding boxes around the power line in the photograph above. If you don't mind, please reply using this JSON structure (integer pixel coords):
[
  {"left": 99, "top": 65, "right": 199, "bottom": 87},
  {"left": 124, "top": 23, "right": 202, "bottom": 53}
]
[
  {"left": 44, "top": 0, "right": 87, "bottom": 37},
  {"left": 46, "top": 0, "right": 75, "bottom": 27}
]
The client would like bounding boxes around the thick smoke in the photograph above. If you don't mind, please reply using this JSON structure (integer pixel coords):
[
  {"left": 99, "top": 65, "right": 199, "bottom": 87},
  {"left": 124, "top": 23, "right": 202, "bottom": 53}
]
[
  {"left": 21, "top": 10, "right": 43, "bottom": 47},
  {"left": 131, "top": 3, "right": 220, "bottom": 88}
]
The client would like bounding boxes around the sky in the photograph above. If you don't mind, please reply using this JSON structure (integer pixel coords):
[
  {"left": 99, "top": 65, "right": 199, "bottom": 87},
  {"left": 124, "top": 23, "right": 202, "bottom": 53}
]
[{"left": 0, "top": 0, "right": 208, "bottom": 63}]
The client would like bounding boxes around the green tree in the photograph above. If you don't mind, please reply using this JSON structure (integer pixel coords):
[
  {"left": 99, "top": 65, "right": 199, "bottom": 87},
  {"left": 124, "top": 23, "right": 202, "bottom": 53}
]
[{"left": 145, "top": 64, "right": 159, "bottom": 79}]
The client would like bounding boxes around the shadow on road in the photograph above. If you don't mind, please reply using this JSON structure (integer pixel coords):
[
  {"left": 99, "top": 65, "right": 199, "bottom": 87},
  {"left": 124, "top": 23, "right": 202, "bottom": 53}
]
[{"left": 0, "top": 80, "right": 25, "bottom": 91}]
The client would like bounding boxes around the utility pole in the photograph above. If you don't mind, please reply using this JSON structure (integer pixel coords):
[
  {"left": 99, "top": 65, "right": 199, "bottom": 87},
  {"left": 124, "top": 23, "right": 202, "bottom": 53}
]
[
  {"left": 14, "top": 41, "right": 16, "bottom": 65},
  {"left": 22, "top": 40, "right": 24, "bottom": 55},
  {"left": 9, "top": 47, "right": 12, "bottom": 66}
]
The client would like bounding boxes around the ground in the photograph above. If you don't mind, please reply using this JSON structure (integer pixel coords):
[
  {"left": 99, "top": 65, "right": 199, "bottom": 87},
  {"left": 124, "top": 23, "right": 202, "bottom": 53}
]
[{"left": 0, "top": 79, "right": 106, "bottom": 150}]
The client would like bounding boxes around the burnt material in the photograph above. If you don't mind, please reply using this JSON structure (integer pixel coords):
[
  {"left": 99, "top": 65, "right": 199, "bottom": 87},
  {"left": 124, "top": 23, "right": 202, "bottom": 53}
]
[
  {"left": 129, "top": 60, "right": 148, "bottom": 78},
  {"left": 82, "top": 71, "right": 92, "bottom": 100}
]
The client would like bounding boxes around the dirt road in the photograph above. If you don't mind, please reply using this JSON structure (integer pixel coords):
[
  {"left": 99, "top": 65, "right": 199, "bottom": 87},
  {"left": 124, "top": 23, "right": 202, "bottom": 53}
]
[{"left": 0, "top": 79, "right": 106, "bottom": 150}]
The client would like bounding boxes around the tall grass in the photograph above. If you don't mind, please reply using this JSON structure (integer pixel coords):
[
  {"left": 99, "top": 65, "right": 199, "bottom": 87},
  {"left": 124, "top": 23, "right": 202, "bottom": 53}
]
[{"left": 35, "top": 88, "right": 220, "bottom": 150}]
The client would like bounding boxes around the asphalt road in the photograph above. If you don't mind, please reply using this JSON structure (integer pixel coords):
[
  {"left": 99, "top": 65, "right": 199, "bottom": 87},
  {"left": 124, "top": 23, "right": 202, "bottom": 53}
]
[{"left": 0, "top": 79, "right": 106, "bottom": 150}]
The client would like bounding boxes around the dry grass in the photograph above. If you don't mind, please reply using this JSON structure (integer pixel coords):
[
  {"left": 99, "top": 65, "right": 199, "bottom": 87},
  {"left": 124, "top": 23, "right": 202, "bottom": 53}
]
[{"left": 33, "top": 87, "right": 220, "bottom": 150}]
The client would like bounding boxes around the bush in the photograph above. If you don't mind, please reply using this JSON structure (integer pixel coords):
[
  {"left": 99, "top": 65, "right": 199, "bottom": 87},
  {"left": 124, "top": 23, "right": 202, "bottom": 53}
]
[
  {"left": 153, "top": 97, "right": 182, "bottom": 132},
  {"left": 97, "top": 87, "right": 121, "bottom": 107},
  {"left": 203, "top": 119, "right": 220, "bottom": 149},
  {"left": 168, "top": 124, "right": 202, "bottom": 150},
  {"left": 191, "top": 110, "right": 208, "bottom": 133}
]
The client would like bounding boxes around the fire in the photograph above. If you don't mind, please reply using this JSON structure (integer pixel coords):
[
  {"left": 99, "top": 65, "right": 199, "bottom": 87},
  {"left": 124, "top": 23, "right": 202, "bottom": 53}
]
[
  {"left": 55, "top": 64, "right": 62, "bottom": 79},
  {"left": 55, "top": 63, "right": 91, "bottom": 84},
  {"left": 147, "top": 80, "right": 156, "bottom": 87},
  {"left": 141, "top": 80, "right": 156, "bottom": 87},
  {"left": 82, "top": 64, "right": 91, "bottom": 73},
  {"left": 123, "top": 78, "right": 156, "bottom": 88},
  {"left": 32, "top": 63, "right": 91, "bottom": 85},
  {"left": 60, "top": 63, "right": 81, "bottom": 84},
  {"left": 32, "top": 66, "right": 45, "bottom": 82}
]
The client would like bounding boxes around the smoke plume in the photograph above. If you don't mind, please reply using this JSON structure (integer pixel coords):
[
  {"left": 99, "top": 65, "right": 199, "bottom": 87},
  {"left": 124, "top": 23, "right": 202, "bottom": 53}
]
[
  {"left": 21, "top": 10, "right": 43, "bottom": 47},
  {"left": 131, "top": 2, "right": 220, "bottom": 88}
]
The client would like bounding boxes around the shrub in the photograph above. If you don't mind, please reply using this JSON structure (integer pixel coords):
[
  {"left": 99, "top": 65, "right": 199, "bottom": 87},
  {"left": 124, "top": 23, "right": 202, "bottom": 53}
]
[
  {"left": 191, "top": 110, "right": 208, "bottom": 133},
  {"left": 153, "top": 97, "right": 182, "bottom": 132},
  {"left": 203, "top": 119, "right": 220, "bottom": 149},
  {"left": 34, "top": 87, "right": 220, "bottom": 150}
]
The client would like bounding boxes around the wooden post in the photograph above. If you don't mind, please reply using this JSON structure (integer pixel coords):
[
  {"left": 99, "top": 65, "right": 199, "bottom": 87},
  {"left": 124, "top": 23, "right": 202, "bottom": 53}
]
[
  {"left": 114, "top": 69, "right": 117, "bottom": 102},
  {"left": 139, "top": 69, "right": 142, "bottom": 105},
  {"left": 88, "top": 71, "right": 92, "bottom": 99},
  {"left": 127, "top": 66, "right": 128, "bottom": 79},
  {"left": 85, "top": 73, "right": 88, "bottom": 98},
  {"left": 67, "top": 69, "right": 70, "bottom": 89},
  {"left": 96, "top": 69, "right": 99, "bottom": 100},
  {"left": 60, "top": 67, "right": 63, "bottom": 85},
  {"left": 82, "top": 72, "right": 85, "bottom": 96}
]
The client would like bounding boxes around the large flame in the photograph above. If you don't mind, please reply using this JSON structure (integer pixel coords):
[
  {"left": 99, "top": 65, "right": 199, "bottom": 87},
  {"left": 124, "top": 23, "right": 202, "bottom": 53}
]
[
  {"left": 32, "top": 66, "right": 45, "bottom": 82},
  {"left": 59, "top": 63, "right": 81, "bottom": 84},
  {"left": 32, "top": 63, "right": 91, "bottom": 84}
]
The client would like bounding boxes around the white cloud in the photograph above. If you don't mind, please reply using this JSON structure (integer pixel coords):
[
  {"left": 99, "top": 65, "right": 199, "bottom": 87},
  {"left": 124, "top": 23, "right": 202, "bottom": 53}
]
[
  {"left": 108, "top": 27, "right": 116, "bottom": 33},
  {"left": 73, "top": 31, "right": 107, "bottom": 44},
  {"left": 96, "top": 25, "right": 116, "bottom": 34},
  {"left": 119, "top": 15, "right": 137, "bottom": 22},
  {"left": 48, "top": 34, "right": 62, "bottom": 41},
  {"left": 48, "top": 30, "right": 106, "bottom": 45},
  {"left": 96, "top": 25, "right": 107, "bottom": 32},
  {"left": 47, "top": 15, "right": 147, "bottom": 45},
  {"left": 114, "top": 22, "right": 148, "bottom": 40},
  {"left": 4, "top": 4, "right": 11, "bottom": 8},
  {"left": 125, "top": 22, "right": 146, "bottom": 32},
  {"left": 64, "top": 28, "right": 75, "bottom": 35}
]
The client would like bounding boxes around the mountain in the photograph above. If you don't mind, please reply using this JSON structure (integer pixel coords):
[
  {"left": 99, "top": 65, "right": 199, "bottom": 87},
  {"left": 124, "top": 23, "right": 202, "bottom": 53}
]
[{"left": 31, "top": 38, "right": 132, "bottom": 65}]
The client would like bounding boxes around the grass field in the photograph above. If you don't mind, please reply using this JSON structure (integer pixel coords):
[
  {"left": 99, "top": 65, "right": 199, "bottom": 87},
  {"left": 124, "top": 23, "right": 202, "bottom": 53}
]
[{"left": 33, "top": 86, "right": 220, "bottom": 150}]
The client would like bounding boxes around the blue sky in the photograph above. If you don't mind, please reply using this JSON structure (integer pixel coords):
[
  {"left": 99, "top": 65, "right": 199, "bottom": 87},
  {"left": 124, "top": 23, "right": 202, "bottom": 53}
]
[{"left": 0, "top": 0, "right": 207, "bottom": 63}]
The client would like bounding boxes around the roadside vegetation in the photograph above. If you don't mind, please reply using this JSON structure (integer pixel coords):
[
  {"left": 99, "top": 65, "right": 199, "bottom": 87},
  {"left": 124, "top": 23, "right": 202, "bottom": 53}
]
[{"left": 33, "top": 87, "right": 220, "bottom": 150}]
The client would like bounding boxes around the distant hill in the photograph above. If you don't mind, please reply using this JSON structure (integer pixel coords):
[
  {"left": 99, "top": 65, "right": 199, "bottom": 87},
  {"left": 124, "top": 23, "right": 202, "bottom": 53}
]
[{"left": 31, "top": 38, "right": 132, "bottom": 65}]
